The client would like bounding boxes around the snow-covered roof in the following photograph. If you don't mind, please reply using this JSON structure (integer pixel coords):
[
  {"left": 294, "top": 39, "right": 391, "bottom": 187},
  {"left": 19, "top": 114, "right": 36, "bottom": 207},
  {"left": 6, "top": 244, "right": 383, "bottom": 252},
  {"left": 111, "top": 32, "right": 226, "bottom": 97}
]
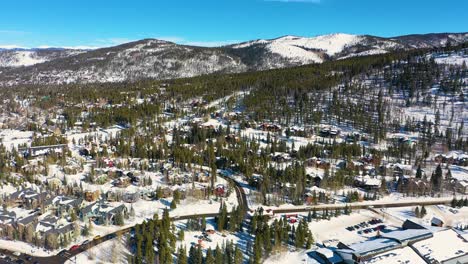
[
  {"left": 347, "top": 238, "right": 400, "bottom": 256},
  {"left": 413, "top": 229, "right": 468, "bottom": 262},
  {"left": 355, "top": 175, "right": 381, "bottom": 187},
  {"left": 363, "top": 247, "right": 426, "bottom": 264},
  {"left": 381, "top": 228, "right": 433, "bottom": 243}
]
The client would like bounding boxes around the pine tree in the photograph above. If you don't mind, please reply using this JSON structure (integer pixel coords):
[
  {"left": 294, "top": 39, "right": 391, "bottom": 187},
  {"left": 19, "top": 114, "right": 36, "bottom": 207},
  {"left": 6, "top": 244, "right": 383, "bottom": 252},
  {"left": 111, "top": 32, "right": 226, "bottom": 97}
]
[
  {"left": 215, "top": 245, "right": 223, "bottom": 264},
  {"left": 416, "top": 165, "right": 422, "bottom": 178},
  {"left": 421, "top": 205, "right": 427, "bottom": 217},
  {"left": 201, "top": 217, "right": 206, "bottom": 230},
  {"left": 170, "top": 199, "right": 177, "bottom": 209},
  {"left": 206, "top": 248, "right": 215, "bottom": 264},
  {"left": 177, "top": 246, "right": 187, "bottom": 264},
  {"left": 451, "top": 197, "right": 457, "bottom": 208},
  {"left": 234, "top": 245, "right": 243, "bottom": 264}
]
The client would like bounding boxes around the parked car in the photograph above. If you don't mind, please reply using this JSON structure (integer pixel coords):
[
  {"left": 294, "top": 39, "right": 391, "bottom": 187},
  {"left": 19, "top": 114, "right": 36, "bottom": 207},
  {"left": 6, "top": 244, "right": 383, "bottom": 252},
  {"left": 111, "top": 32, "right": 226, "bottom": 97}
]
[{"left": 69, "top": 245, "right": 80, "bottom": 251}]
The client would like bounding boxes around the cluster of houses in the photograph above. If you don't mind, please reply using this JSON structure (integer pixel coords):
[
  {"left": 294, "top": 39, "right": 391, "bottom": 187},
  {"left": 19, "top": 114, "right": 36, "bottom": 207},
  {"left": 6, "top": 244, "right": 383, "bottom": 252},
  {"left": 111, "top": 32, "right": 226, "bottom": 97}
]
[
  {"left": 0, "top": 187, "right": 128, "bottom": 249},
  {"left": 434, "top": 152, "right": 468, "bottom": 166}
]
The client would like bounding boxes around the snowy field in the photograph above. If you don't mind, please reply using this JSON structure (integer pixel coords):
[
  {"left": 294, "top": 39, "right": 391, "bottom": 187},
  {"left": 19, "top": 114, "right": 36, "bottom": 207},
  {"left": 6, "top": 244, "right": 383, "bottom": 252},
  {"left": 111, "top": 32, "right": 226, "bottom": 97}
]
[
  {"left": 265, "top": 249, "right": 319, "bottom": 264},
  {"left": 64, "top": 236, "right": 130, "bottom": 264}
]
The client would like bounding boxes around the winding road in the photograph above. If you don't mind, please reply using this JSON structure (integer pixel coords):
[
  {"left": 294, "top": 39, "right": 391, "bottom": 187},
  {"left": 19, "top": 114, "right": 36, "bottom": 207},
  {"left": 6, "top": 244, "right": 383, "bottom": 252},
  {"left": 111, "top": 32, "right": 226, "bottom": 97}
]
[{"left": 0, "top": 179, "right": 461, "bottom": 264}]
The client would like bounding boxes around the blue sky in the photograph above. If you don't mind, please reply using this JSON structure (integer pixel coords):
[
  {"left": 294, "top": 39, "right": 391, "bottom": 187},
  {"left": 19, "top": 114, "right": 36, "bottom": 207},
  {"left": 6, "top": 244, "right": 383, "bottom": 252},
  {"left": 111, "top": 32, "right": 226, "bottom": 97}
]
[{"left": 1, "top": 0, "right": 467, "bottom": 48}]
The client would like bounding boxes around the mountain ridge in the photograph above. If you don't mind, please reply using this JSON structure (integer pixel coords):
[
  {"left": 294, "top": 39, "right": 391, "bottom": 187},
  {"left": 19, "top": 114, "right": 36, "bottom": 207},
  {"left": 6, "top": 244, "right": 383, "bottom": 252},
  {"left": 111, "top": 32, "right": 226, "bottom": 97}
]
[{"left": 0, "top": 32, "right": 466, "bottom": 85}]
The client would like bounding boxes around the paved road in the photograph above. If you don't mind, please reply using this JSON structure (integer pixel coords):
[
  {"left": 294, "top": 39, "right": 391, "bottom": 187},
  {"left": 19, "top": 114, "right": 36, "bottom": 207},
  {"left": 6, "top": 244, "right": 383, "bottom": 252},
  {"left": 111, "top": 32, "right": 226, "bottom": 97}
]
[
  {"left": 0, "top": 174, "right": 250, "bottom": 264},
  {"left": 270, "top": 198, "right": 454, "bottom": 214},
  {"left": 0, "top": 212, "right": 222, "bottom": 264},
  {"left": 0, "top": 189, "right": 459, "bottom": 264}
]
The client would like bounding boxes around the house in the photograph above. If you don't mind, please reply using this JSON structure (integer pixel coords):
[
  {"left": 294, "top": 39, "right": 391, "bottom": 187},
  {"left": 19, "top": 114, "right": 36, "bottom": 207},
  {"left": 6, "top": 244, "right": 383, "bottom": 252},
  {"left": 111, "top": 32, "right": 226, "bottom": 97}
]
[
  {"left": 123, "top": 192, "right": 139, "bottom": 203},
  {"left": 455, "top": 180, "right": 468, "bottom": 194},
  {"left": 44, "top": 196, "right": 83, "bottom": 216},
  {"left": 319, "top": 126, "right": 340, "bottom": 138},
  {"left": 42, "top": 222, "right": 75, "bottom": 245},
  {"left": 390, "top": 164, "right": 413, "bottom": 178},
  {"left": 80, "top": 202, "right": 127, "bottom": 225},
  {"left": 9, "top": 188, "right": 49, "bottom": 209},
  {"left": 195, "top": 172, "right": 210, "bottom": 183},
  {"left": 16, "top": 213, "right": 40, "bottom": 231},
  {"left": 114, "top": 177, "right": 130, "bottom": 188},
  {"left": 259, "top": 123, "right": 282, "bottom": 132},
  {"left": 0, "top": 210, "right": 17, "bottom": 236},
  {"left": 128, "top": 173, "right": 140, "bottom": 185},
  {"left": 84, "top": 190, "right": 101, "bottom": 202},
  {"left": 354, "top": 175, "right": 381, "bottom": 190},
  {"left": 161, "top": 187, "right": 174, "bottom": 198},
  {"left": 308, "top": 248, "right": 344, "bottom": 264},
  {"left": 271, "top": 152, "right": 291, "bottom": 163}
]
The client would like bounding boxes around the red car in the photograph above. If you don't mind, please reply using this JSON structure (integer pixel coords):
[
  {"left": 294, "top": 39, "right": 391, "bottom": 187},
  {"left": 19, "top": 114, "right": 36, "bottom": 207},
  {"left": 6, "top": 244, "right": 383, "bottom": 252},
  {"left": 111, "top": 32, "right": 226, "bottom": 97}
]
[{"left": 69, "top": 245, "right": 80, "bottom": 251}]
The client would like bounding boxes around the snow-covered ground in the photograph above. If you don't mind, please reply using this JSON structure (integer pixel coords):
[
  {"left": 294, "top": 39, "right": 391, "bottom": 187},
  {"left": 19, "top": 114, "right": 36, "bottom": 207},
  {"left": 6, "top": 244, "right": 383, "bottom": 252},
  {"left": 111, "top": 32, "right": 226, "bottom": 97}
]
[
  {"left": 0, "top": 129, "right": 33, "bottom": 150},
  {"left": 174, "top": 217, "right": 251, "bottom": 261},
  {"left": 384, "top": 204, "right": 468, "bottom": 228},
  {"left": 265, "top": 249, "right": 319, "bottom": 264},
  {"left": 434, "top": 53, "right": 468, "bottom": 65},
  {"left": 64, "top": 236, "right": 130, "bottom": 264}
]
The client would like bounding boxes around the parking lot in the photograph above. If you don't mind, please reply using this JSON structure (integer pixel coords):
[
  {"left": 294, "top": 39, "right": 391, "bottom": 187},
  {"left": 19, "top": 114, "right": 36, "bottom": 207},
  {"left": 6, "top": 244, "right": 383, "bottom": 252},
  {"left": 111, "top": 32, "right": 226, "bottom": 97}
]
[{"left": 345, "top": 218, "right": 389, "bottom": 235}]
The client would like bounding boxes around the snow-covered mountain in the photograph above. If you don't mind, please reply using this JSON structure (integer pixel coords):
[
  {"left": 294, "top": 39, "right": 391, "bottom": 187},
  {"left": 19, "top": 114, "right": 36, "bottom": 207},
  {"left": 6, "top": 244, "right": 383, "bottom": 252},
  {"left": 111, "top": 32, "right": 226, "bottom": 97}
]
[
  {"left": 0, "top": 48, "right": 86, "bottom": 68},
  {"left": 0, "top": 32, "right": 466, "bottom": 85},
  {"left": 231, "top": 33, "right": 363, "bottom": 64}
]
